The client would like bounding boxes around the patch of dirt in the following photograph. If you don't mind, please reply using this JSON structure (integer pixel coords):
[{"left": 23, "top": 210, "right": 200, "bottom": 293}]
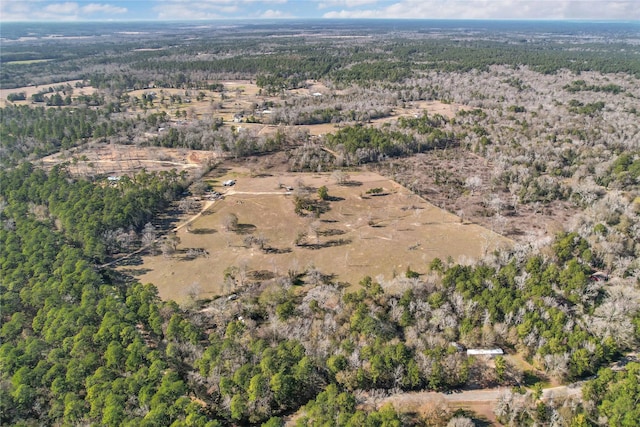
[
  {"left": 39, "top": 143, "right": 217, "bottom": 179},
  {"left": 374, "top": 389, "right": 504, "bottom": 426}
]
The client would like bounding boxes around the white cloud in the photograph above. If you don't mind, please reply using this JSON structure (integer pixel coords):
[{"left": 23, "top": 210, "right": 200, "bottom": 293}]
[
  {"left": 259, "top": 8, "right": 294, "bottom": 17},
  {"left": 317, "top": 0, "right": 379, "bottom": 9},
  {"left": 153, "top": 0, "right": 289, "bottom": 19},
  {"left": 322, "top": 0, "right": 640, "bottom": 20},
  {"left": 153, "top": 3, "right": 223, "bottom": 20},
  {"left": 82, "top": 3, "right": 128, "bottom": 15},
  {"left": 0, "top": 2, "right": 32, "bottom": 20},
  {"left": 1, "top": 0, "right": 636, "bottom": 21},
  {"left": 154, "top": 0, "right": 286, "bottom": 4},
  {"left": 43, "top": 2, "right": 80, "bottom": 15},
  {"left": 1, "top": 1, "right": 129, "bottom": 21}
]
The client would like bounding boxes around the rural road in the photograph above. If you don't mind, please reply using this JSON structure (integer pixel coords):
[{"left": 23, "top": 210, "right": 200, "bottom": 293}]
[
  {"left": 371, "top": 383, "right": 582, "bottom": 409},
  {"left": 375, "top": 388, "right": 507, "bottom": 408},
  {"left": 41, "top": 158, "right": 201, "bottom": 168}
]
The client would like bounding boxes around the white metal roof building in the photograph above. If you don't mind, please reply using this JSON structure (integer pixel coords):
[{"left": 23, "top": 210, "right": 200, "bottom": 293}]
[{"left": 466, "top": 349, "right": 504, "bottom": 356}]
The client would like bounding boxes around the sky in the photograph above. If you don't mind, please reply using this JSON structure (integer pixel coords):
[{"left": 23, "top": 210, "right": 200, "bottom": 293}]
[{"left": 1, "top": 0, "right": 639, "bottom": 22}]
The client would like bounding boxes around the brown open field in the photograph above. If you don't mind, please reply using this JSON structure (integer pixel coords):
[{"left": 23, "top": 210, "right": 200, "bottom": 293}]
[
  {"left": 0, "top": 79, "right": 97, "bottom": 108},
  {"left": 39, "top": 143, "right": 217, "bottom": 178},
  {"left": 132, "top": 169, "right": 512, "bottom": 302}
]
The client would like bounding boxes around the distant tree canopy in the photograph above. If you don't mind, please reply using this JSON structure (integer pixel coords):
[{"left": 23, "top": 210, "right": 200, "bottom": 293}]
[
  {"left": 3, "top": 22, "right": 639, "bottom": 89},
  {"left": 326, "top": 114, "right": 457, "bottom": 164},
  {"left": 0, "top": 104, "right": 133, "bottom": 166}
]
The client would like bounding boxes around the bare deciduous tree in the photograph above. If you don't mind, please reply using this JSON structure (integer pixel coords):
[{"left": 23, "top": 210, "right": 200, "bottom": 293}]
[{"left": 223, "top": 213, "right": 239, "bottom": 232}]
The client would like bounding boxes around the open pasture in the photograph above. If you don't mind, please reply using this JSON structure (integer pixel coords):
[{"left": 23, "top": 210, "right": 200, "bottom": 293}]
[{"left": 134, "top": 169, "right": 512, "bottom": 302}]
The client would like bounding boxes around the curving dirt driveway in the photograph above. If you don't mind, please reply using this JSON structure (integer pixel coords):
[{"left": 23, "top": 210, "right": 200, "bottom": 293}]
[{"left": 173, "top": 200, "right": 215, "bottom": 232}]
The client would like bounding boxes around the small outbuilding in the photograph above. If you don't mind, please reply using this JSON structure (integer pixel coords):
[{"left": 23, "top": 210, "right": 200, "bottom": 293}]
[
  {"left": 589, "top": 271, "right": 609, "bottom": 282},
  {"left": 466, "top": 348, "right": 504, "bottom": 356}
]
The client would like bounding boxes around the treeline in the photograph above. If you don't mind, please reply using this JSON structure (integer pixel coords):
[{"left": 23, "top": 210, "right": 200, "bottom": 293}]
[
  {"left": 0, "top": 163, "right": 409, "bottom": 425},
  {"left": 0, "top": 105, "right": 132, "bottom": 166},
  {"left": 0, "top": 169, "right": 213, "bottom": 425},
  {"left": 564, "top": 79, "right": 624, "bottom": 94},
  {"left": 1, "top": 163, "right": 638, "bottom": 425},
  {"left": 0, "top": 163, "right": 186, "bottom": 262},
  {"left": 325, "top": 113, "right": 457, "bottom": 164},
  {"left": 600, "top": 151, "right": 640, "bottom": 189},
  {"left": 146, "top": 121, "right": 303, "bottom": 159},
  {"left": 494, "top": 361, "right": 640, "bottom": 425},
  {"left": 582, "top": 362, "right": 640, "bottom": 425},
  {"left": 567, "top": 99, "right": 606, "bottom": 116}
]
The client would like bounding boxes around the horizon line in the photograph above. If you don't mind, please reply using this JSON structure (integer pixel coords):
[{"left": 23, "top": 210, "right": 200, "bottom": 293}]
[{"left": 3, "top": 18, "right": 639, "bottom": 23}]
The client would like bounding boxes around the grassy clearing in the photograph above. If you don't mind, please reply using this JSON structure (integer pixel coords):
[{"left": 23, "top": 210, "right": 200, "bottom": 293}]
[{"left": 131, "top": 168, "right": 512, "bottom": 302}]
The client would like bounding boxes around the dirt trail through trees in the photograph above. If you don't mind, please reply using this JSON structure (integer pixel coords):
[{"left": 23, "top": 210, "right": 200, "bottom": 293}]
[
  {"left": 101, "top": 199, "right": 216, "bottom": 268},
  {"left": 173, "top": 200, "right": 215, "bottom": 232}
]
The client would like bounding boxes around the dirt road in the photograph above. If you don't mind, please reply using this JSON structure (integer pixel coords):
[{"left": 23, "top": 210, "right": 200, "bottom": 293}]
[
  {"left": 377, "top": 383, "right": 581, "bottom": 405},
  {"left": 370, "top": 383, "right": 582, "bottom": 419}
]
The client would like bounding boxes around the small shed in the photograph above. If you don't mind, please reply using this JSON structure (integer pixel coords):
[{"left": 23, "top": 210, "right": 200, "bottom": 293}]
[{"left": 589, "top": 271, "right": 609, "bottom": 282}]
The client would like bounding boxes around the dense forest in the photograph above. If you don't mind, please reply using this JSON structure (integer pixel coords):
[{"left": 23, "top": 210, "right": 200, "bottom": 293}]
[{"left": 1, "top": 20, "right": 639, "bottom": 426}]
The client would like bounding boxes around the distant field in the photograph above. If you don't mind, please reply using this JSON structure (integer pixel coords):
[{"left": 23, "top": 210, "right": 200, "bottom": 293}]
[
  {"left": 121, "top": 81, "right": 467, "bottom": 139},
  {"left": 4, "top": 58, "right": 53, "bottom": 65},
  {"left": 132, "top": 168, "right": 512, "bottom": 302},
  {"left": 39, "top": 144, "right": 217, "bottom": 178},
  {"left": 0, "top": 79, "right": 96, "bottom": 107},
  {"left": 2, "top": 78, "right": 466, "bottom": 134}
]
